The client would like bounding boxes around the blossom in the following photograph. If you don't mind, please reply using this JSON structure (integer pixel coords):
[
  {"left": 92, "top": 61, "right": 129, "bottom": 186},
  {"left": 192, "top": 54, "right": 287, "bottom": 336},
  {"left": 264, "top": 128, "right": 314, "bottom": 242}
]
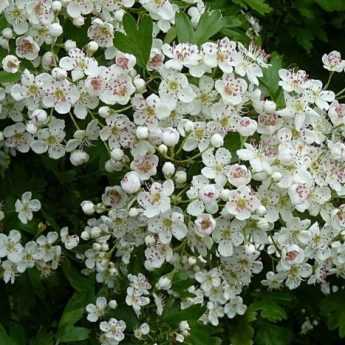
[
  {"left": 86, "top": 297, "right": 108, "bottom": 322},
  {"left": 148, "top": 209, "right": 188, "bottom": 243},
  {"left": 16, "top": 36, "right": 40, "bottom": 61},
  {"left": 100, "top": 318, "right": 126, "bottom": 343},
  {"left": 224, "top": 186, "right": 261, "bottom": 220},
  {"left": 30, "top": 118, "right": 66, "bottom": 159},
  {"left": 322, "top": 51, "right": 345, "bottom": 72},
  {"left": 0, "top": 230, "right": 24, "bottom": 263},
  {"left": 41, "top": 76, "right": 80, "bottom": 114},
  {"left": 201, "top": 148, "right": 232, "bottom": 186},
  {"left": 15, "top": 191, "right": 41, "bottom": 224},
  {"left": 215, "top": 73, "right": 247, "bottom": 105},
  {"left": 137, "top": 180, "right": 174, "bottom": 218}
]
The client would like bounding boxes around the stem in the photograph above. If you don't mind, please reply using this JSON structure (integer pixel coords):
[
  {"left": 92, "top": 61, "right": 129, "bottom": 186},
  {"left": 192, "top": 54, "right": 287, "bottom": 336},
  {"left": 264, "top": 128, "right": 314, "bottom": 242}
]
[
  {"left": 325, "top": 71, "right": 334, "bottom": 89},
  {"left": 68, "top": 112, "right": 80, "bottom": 130},
  {"left": 336, "top": 87, "right": 345, "bottom": 98},
  {"left": 176, "top": 146, "right": 211, "bottom": 164},
  {"left": 114, "top": 104, "right": 132, "bottom": 113}
]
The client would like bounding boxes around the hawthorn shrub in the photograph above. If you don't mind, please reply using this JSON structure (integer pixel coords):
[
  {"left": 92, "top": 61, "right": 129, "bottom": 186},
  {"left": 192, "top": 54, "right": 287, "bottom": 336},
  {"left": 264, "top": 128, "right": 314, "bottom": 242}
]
[{"left": 0, "top": 1, "right": 345, "bottom": 345}]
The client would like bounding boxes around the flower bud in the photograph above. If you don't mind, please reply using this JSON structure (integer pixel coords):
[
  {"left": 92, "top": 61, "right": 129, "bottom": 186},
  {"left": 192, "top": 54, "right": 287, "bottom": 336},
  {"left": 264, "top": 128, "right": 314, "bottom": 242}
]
[
  {"left": 64, "top": 39, "right": 77, "bottom": 51},
  {"left": 162, "top": 128, "right": 180, "bottom": 147},
  {"left": 73, "top": 16, "right": 85, "bottom": 27},
  {"left": 156, "top": 276, "right": 172, "bottom": 290},
  {"left": 162, "top": 162, "right": 175, "bottom": 177},
  {"left": 2, "top": 28, "right": 12, "bottom": 39},
  {"left": 98, "top": 106, "right": 111, "bottom": 118},
  {"left": 70, "top": 150, "right": 89, "bottom": 166},
  {"left": 129, "top": 207, "right": 140, "bottom": 217},
  {"left": 121, "top": 171, "right": 141, "bottom": 194},
  {"left": 108, "top": 300, "right": 118, "bottom": 309},
  {"left": 52, "top": 1, "right": 62, "bottom": 11},
  {"left": 49, "top": 23, "right": 63, "bottom": 37},
  {"left": 175, "top": 170, "right": 187, "bottom": 184},
  {"left": 136, "top": 126, "right": 149, "bottom": 139},
  {"left": 32, "top": 109, "right": 48, "bottom": 123},
  {"left": 111, "top": 148, "right": 124, "bottom": 160},
  {"left": 42, "top": 52, "right": 56, "bottom": 70},
  {"left": 158, "top": 144, "right": 168, "bottom": 155},
  {"left": 52, "top": 67, "right": 67, "bottom": 80},
  {"left": 86, "top": 41, "right": 98, "bottom": 55},
  {"left": 2, "top": 55, "right": 20, "bottom": 73},
  {"left": 81, "top": 200, "right": 95, "bottom": 215},
  {"left": 134, "top": 77, "right": 146, "bottom": 92},
  {"left": 211, "top": 133, "right": 223, "bottom": 148}
]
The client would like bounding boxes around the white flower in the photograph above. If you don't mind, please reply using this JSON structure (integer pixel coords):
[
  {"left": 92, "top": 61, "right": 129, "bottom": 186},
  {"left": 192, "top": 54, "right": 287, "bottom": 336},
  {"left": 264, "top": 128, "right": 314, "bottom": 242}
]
[
  {"left": 322, "top": 51, "right": 345, "bottom": 72},
  {"left": 226, "top": 164, "right": 251, "bottom": 187},
  {"left": 100, "top": 318, "right": 126, "bottom": 342},
  {"left": 86, "top": 297, "right": 108, "bottom": 322},
  {"left": 59, "top": 48, "right": 98, "bottom": 81},
  {"left": 304, "top": 79, "right": 335, "bottom": 111},
  {"left": 195, "top": 213, "right": 216, "bottom": 236},
  {"left": 225, "top": 186, "right": 261, "bottom": 220},
  {"left": 88, "top": 19, "right": 114, "bottom": 47},
  {"left": 215, "top": 74, "right": 247, "bottom": 105},
  {"left": 11, "top": 70, "right": 46, "bottom": 110},
  {"left": 2, "top": 55, "right": 20, "bottom": 73},
  {"left": 148, "top": 209, "right": 187, "bottom": 243},
  {"left": 159, "top": 69, "right": 196, "bottom": 109},
  {"left": 138, "top": 180, "right": 174, "bottom": 218},
  {"left": 16, "top": 36, "right": 40, "bottom": 61},
  {"left": 60, "top": 227, "right": 79, "bottom": 250},
  {"left": 31, "top": 118, "right": 66, "bottom": 159},
  {"left": 224, "top": 296, "right": 246, "bottom": 318},
  {"left": 67, "top": 0, "right": 94, "bottom": 18},
  {"left": 278, "top": 69, "right": 307, "bottom": 93},
  {"left": 100, "top": 114, "right": 136, "bottom": 149},
  {"left": 201, "top": 148, "right": 232, "bottom": 186},
  {"left": 15, "top": 191, "right": 41, "bottom": 224},
  {"left": 42, "top": 76, "right": 80, "bottom": 114},
  {"left": 99, "top": 65, "right": 135, "bottom": 105},
  {"left": 26, "top": 0, "right": 54, "bottom": 25},
  {"left": 4, "top": 122, "right": 33, "bottom": 153},
  {"left": 202, "top": 38, "right": 241, "bottom": 73},
  {"left": 0, "top": 230, "right": 24, "bottom": 263},
  {"left": 5, "top": 1, "right": 28, "bottom": 34},
  {"left": 212, "top": 217, "right": 244, "bottom": 257},
  {"left": 162, "top": 43, "right": 200, "bottom": 70}
]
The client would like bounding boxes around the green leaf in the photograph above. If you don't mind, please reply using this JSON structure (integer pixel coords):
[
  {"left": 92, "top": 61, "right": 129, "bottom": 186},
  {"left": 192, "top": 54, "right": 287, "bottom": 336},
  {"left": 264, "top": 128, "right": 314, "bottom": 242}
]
[
  {"left": 224, "top": 132, "right": 242, "bottom": 161},
  {"left": 163, "top": 303, "right": 206, "bottom": 326},
  {"left": 8, "top": 323, "right": 26, "bottom": 345},
  {"left": 0, "top": 323, "right": 17, "bottom": 345},
  {"left": 255, "top": 323, "right": 291, "bottom": 345},
  {"left": 315, "top": 0, "right": 345, "bottom": 11},
  {"left": 175, "top": 12, "right": 194, "bottom": 43},
  {"left": 59, "top": 326, "right": 90, "bottom": 343},
  {"left": 62, "top": 259, "right": 95, "bottom": 293},
  {"left": 194, "top": 10, "right": 225, "bottom": 44},
  {"left": 259, "top": 52, "right": 285, "bottom": 108},
  {"left": 321, "top": 292, "right": 345, "bottom": 338},
  {"left": 31, "top": 329, "right": 54, "bottom": 345},
  {"left": 229, "top": 314, "right": 254, "bottom": 345},
  {"left": 234, "top": 0, "right": 272, "bottom": 15},
  {"left": 0, "top": 71, "right": 21, "bottom": 84},
  {"left": 114, "top": 14, "right": 153, "bottom": 68},
  {"left": 249, "top": 292, "right": 292, "bottom": 322}
]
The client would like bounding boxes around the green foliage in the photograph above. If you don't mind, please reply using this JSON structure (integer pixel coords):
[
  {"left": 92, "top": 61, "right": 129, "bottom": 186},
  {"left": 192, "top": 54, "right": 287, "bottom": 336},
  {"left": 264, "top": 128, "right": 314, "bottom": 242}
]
[
  {"left": 114, "top": 14, "right": 153, "bottom": 68},
  {"left": 255, "top": 322, "right": 292, "bottom": 345},
  {"left": 176, "top": 10, "right": 226, "bottom": 45},
  {"left": 321, "top": 291, "right": 345, "bottom": 338},
  {"left": 260, "top": 52, "right": 284, "bottom": 107},
  {"left": 234, "top": 0, "right": 272, "bottom": 15}
]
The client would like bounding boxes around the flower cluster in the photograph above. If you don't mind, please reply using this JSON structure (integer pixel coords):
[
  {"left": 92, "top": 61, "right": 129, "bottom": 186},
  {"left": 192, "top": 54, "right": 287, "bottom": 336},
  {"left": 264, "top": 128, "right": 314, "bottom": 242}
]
[{"left": 1, "top": 0, "right": 345, "bottom": 344}]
